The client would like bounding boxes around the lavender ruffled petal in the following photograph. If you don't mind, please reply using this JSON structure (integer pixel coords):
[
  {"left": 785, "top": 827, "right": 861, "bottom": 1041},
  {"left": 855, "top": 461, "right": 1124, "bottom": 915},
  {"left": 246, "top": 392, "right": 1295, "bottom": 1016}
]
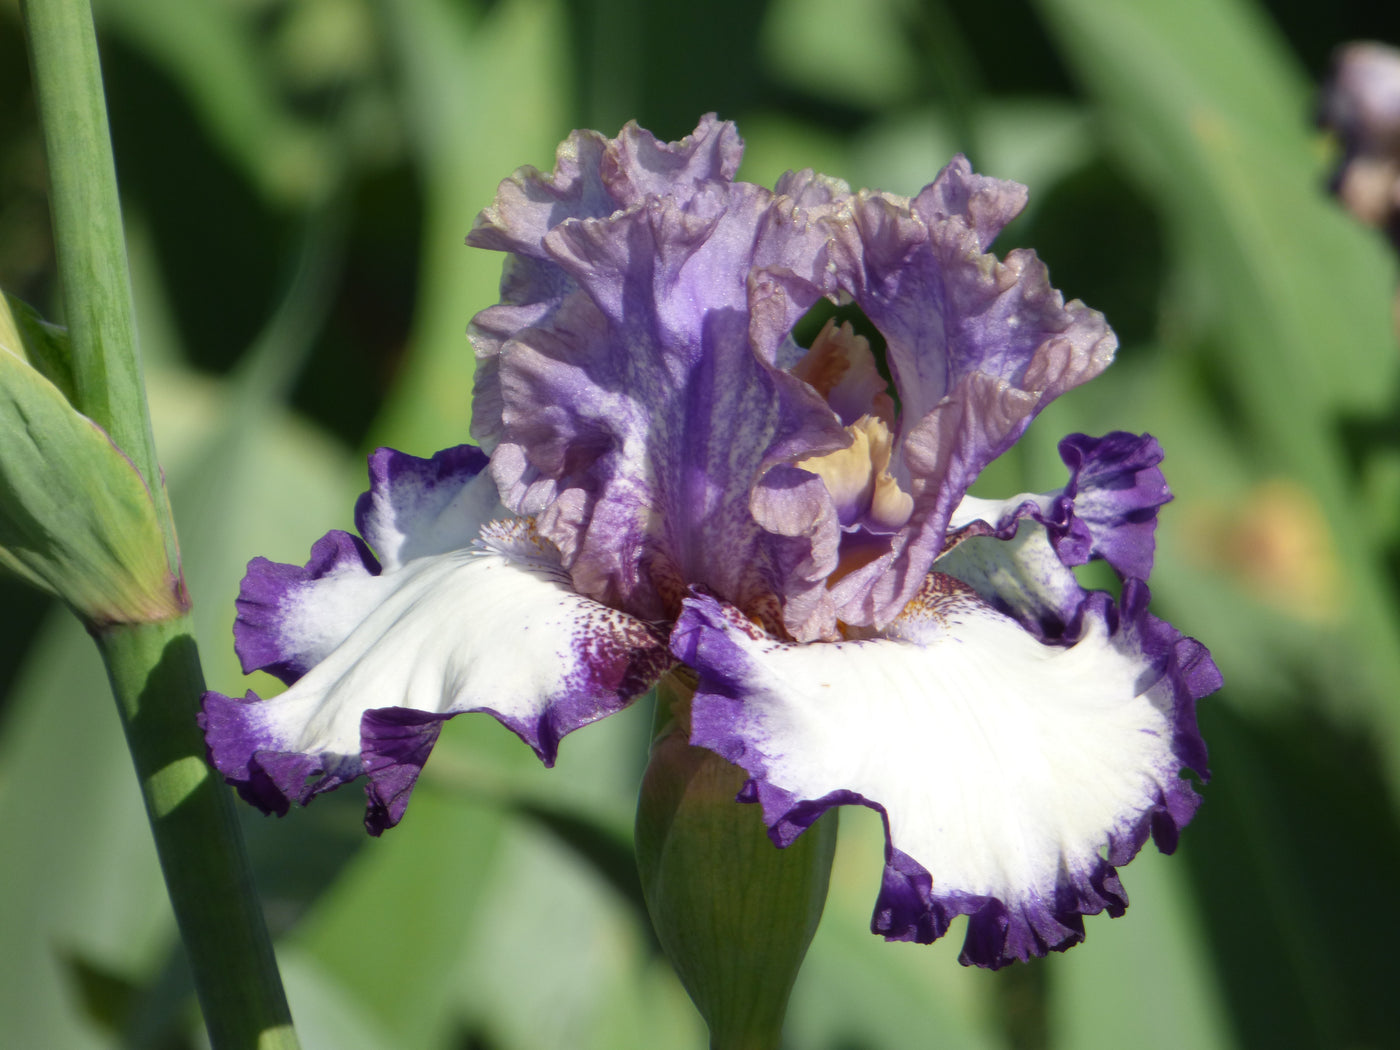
[
  {"left": 467, "top": 116, "right": 748, "bottom": 449},
  {"left": 672, "top": 574, "right": 1214, "bottom": 969},
  {"left": 488, "top": 176, "right": 849, "bottom": 629},
  {"left": 827, "top": 157, "right": 1118, "bottom": 627}
]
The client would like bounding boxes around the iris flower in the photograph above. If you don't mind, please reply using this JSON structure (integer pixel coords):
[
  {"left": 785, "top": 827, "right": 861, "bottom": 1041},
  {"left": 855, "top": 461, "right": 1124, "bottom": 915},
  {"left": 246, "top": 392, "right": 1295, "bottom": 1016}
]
[
  {"left": 201, "top": 116, "right": 1219, "bottom": 969},
  {"left": 1318, "top": 40, "right": 1400, "bottom": 248}
]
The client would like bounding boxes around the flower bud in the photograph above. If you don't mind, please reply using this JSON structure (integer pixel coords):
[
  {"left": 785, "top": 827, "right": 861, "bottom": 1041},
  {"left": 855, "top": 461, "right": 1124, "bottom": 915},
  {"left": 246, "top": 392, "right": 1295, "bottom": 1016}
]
[
  {"left": 635, "top": 672, "right": 837, "bottom": 1050},
  {"left": 0, "top": 292, "right": 183, "bottom": 627}
]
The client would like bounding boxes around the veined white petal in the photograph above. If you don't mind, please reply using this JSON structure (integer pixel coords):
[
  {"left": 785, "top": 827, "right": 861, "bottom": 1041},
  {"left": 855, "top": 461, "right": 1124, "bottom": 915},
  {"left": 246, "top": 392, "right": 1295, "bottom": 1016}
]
[{"left": 236, "top": 446, "right": 506, "bottom": 686}]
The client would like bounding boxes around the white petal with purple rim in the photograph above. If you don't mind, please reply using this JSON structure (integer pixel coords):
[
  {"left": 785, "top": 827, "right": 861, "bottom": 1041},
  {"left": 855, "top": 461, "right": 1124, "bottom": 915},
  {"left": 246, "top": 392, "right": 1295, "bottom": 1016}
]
[
  {"left": 355, "top": 445, "right": 503, "bottom": 571},
  {"left": 235, "top": 445, "right": 501, "bottom": 685},
  {"left": 677, "top": 577, "right": 1202, "bottom": 964},
  {"left": 204, "top": 520, "right": 671, "bottom": 831}
]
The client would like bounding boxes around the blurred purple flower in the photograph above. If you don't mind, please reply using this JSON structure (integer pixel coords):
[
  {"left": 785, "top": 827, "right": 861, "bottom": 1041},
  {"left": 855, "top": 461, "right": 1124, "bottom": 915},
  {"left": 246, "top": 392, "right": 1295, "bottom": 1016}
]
[{"left": 1319, "top": 40, "right": 1400, "bottom": 247}]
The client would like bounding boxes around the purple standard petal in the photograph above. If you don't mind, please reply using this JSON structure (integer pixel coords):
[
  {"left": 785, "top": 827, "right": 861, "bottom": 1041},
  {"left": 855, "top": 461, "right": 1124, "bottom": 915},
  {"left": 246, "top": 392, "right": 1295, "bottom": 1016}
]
[
  {"left": 1052, "top": 432, "right": 1170, "bottom": 579},
  {"left": 826, "top": 157, "right": 1117, "bottom": 628},
  {"left": 467, "top": 116, "right": 746, "bottom": 449},
  {"left": 202, "top": 518, "right": 672, "bottom": 834},
  {"left": 673, "top": 574, "right": 1216, "bottom": 969},
  {"left": 488, "top": 176, "right": 850, "bottom": 632}
]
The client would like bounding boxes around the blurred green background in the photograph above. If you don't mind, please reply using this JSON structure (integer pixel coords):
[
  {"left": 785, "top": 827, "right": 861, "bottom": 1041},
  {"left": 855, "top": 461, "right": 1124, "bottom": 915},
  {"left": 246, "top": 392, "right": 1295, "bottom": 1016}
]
[{"left": 3, "top": 0, "right": 1400, "bottom": 1046}]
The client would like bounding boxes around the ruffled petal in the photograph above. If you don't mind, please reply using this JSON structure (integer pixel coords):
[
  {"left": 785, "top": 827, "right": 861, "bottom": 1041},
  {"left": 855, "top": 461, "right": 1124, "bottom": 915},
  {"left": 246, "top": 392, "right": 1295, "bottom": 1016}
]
[
  {"left": 826, "top": 157, "right": 1118, "bottom": 627},
  {"left": 601, "top": 114, "right": 744, "bottom": 206},
  {"left": 233, "top": 530, "right": 381, "bottom": 686},
  {"left": 354, "top": 444, "right": 500, "bottom": 571},
  {"left": 1047, "top": 432, "right": 1169, "bottom": 579},
  {"left": 202, "top": 519, "right": 672, "bottom": 834},
  {"left": 488, "top": 177, "right": 849, "bottom": 630},
  {"left": 947, "top": 431, "right": 1171, "bottom": 582},
  {"left": 936, "top": 512, "right": 1088, "bottom": 644},
  {"left": 467, "top": 116, "right": 746, "bottom": 449},
  {"left": 672, "top": 575, "right": 1215, "bottom": 968},
  {"left": 233, "top": 445, "right": 497, "bottom": 683}
]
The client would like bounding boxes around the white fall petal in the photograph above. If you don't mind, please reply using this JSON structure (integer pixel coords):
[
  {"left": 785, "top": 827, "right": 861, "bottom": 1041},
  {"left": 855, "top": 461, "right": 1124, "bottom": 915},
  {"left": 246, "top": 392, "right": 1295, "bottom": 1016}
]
[{"left": 678, "top": 572, "right": 1201, "bottom": 964}]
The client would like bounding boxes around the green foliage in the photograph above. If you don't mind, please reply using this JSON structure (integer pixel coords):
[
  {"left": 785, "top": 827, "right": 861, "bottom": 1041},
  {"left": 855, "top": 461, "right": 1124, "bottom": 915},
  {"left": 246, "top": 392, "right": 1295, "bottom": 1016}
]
[{"left": 0, "top": 294, "right": 181, "bottom": 624}]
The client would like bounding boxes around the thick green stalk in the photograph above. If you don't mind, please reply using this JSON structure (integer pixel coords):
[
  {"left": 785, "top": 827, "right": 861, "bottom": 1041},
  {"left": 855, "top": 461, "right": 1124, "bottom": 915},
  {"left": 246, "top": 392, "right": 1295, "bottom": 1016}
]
[
  {"left": 96, "top": 619, "right": 299, "bottom": 1049},
  {"left": 20, "top": 0, "right": 172, "bottom": 551},
  {"left": 21, "top": 1, "right": 300, "bottom": 1045}
]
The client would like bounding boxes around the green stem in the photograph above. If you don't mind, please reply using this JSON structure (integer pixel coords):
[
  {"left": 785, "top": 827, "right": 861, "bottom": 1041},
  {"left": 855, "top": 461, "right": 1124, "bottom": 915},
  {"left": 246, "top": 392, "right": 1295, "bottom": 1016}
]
[
  {"left": 20, "top": 0, "right": 173, "bottom": 554},
  {"left": 21, "top": 1, "right": 300, "bottom": 1045},
  {"left": 97, "top": 618, "right": 299, "bottom": 1049}
]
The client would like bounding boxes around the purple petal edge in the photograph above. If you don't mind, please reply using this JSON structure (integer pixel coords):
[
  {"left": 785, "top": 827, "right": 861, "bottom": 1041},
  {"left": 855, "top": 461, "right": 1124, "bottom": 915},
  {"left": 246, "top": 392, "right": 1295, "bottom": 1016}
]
[
  {"left": 673, "top": 578, "right": 1217, "bottom": 969},
  {"left": 198, "top": 690, "right": 352, "bottom": 815},
  {"left": 353, "top": 444, "right": 492, "bottom": 561},
  {"left": 361, "top": 707, "right": 454, "bottom": 835},
  {"left": 233, "top": 531, "right": 380, "bottom": 685},
  {"left": 1053, "top": 432, "right": 1171, "bottom": 580},
  {"left": 947, "top": 431, "right": 1171, "bottom": 589},
  {"left": 199, "top": 693, "right": 458, "bottom": 836}
]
